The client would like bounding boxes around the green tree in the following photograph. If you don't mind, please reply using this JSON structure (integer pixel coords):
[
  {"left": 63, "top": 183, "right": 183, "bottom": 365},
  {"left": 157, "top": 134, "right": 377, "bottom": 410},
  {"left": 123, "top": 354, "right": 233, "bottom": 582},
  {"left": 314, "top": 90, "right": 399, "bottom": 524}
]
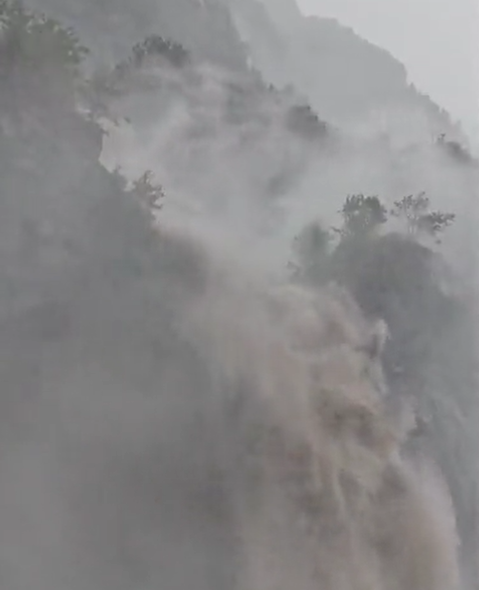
[
  {"left": 130, "top": 170, "right": 165, "bottom": 218},
  {"left": 0, "top": 0, "right": 87, "bottom": 75},
  {"left": 0, "top": 0, "right": 88, "bottom": 112},
  {"left": 291, "top": 192, "right": 457, "bottom": 392},
  {"left": 285, "top": 104, "right": 328, "bottom": 140},
  {"left": 390, "top": 193, "right": 455, "bottom": 243},
  {"left": 333, "top": 194, "right": 387, "bottom": 240},
  {"left": 436, "top": 133, "right": 476, "bottom": 165},
  {"left": 110, "top": 168, "right": 165, "bottom": 222},
  {"left": 80, "top": 34, "right": 190, "bottom": 120},
  {"left": 130, "top": 35, "right": 190, "bottom": 68}
]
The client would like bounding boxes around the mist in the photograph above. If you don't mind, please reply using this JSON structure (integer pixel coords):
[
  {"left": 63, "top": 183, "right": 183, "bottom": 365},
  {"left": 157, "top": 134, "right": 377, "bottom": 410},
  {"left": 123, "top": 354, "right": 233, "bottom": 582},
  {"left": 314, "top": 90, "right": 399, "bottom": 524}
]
[
  {"left": 296, "top": 0, "right": 479, "bottom": 148},
  {"left": 0, "top": 0, "right": 478, "bottom": 589}
]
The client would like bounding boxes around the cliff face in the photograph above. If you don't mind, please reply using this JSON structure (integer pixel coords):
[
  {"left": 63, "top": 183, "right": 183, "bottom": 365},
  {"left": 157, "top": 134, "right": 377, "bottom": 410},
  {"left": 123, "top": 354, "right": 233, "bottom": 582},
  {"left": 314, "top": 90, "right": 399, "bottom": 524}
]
[
  {"left": 1, "top": 1, "right": 479, "bottom": 589},
  {"left": 24, "top": 0, "right": 465, "bottom": 139},
  {"left": 231, "top": 0, "right": 462, "bottom": 135},
  {"left": 26, "top": 0, "right": 249, "bottom": 70}
]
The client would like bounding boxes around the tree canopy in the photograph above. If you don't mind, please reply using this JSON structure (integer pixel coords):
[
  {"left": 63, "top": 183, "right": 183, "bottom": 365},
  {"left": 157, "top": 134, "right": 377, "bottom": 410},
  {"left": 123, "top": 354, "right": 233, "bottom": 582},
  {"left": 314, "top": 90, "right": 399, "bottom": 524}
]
[
  {"left": 0, "top": 0, "right": 87, "bottom": 76},
  {"left": 291, "top": 192, "right": 457, "bottom": 393}
]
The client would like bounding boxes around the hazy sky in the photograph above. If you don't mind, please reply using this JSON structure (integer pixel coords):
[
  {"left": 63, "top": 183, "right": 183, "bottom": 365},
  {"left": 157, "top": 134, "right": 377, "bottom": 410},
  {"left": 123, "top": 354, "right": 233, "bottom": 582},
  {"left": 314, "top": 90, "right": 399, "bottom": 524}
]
[{"left": 296, "top": 0, "right": 479, "bottom": 141}]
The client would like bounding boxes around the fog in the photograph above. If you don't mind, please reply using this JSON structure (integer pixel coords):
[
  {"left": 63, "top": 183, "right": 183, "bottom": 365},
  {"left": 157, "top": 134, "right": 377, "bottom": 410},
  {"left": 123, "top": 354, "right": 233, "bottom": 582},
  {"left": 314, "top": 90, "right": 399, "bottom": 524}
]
[
  {"left": 0, "top": 1, "right": 478, "bottom": 589},
  {"left": 296, "top": 0, "right": 479, "bottom": 147}
]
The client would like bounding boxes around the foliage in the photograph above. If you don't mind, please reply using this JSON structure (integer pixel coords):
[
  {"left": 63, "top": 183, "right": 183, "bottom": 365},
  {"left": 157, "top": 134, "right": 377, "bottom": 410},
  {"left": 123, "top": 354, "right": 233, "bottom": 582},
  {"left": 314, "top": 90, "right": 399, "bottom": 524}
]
[
  {"left": 80, "top": 34, "right": 189, "bottom": 120},
  {"left": 331, "top": 233, "right": 454, "bottom": 387},
  {"left": 130, "top": 35, "right": 190, "bottom": 68},
  {"left": 121, "top": 170, "right": 165, "bottom": 224},
  {"left": 285, "top": 104, "right": 328, "bottom": 140},
  {"left": 390, "top": 193, "right": 455, "bottom": 243},
  {"left": 0, "top": 0, "right": 88, "bottom": 77},
  {"left": 436, "top": 133, "right": 476, "bottom": 165},
  {"left": 291, "top": 192, "right": 457, "bottom": 393},
  {"left": 333, "top": 194, "right": 387, "bottom": 240},
  {"left": 130, "top": 171, "right": 164, "bottom": 211},
  {"left": 106, "top": 168, "right": 165, "bottom": 232}
]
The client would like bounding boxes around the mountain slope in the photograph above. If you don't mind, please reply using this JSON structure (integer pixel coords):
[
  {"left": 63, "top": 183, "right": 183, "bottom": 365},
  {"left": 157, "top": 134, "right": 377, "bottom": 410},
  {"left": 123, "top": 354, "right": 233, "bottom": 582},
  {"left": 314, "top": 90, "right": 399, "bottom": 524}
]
[
  {"left": 26, "top": 0, "right": 466, "bottom": 141},
  {"left": 1, "top": 1, "right": 478, "bottom": 588},
  {"left": 26, "top": 0, "right": 249, "bottom": 69},
  {"left": 231, "top": 0, "right": 464, "bottom": 137}
]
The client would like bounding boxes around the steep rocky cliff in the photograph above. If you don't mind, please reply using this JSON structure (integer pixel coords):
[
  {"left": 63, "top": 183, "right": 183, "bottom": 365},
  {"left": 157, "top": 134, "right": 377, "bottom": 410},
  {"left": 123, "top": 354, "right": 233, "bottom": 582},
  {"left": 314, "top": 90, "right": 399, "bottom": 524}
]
[
  {"left": 26, "top": 0, "right": 248, "bottom": 69},
  {"left": 231, "top": 0, "right": 463, "bottom": 134},
  {"left": 24, "top": 0, "right": 462, "bottom": 137},
  {"left": 2, "top": 1, "right": 478, "bottom": 587}
]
